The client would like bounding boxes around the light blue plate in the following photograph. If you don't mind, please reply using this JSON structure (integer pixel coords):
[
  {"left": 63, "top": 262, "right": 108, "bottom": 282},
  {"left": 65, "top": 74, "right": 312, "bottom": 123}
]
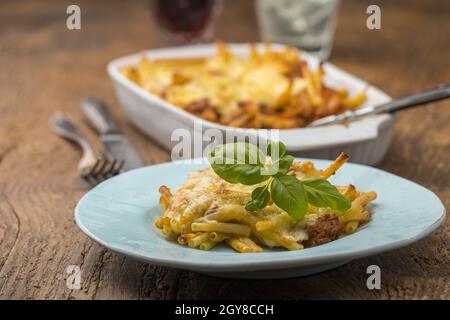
[{"left": 75, "top": 159, "right": 445, "bottom": 279}]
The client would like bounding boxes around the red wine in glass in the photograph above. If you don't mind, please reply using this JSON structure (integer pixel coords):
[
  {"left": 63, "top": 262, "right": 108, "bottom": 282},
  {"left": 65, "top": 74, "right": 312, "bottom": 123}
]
[{"left": 149, "top": 0, "right": 223, "bottom": 45}]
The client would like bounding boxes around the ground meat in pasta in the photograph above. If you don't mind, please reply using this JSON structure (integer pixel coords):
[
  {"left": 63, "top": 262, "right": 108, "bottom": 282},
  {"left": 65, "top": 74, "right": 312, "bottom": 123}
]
[{"left": 307, "top": 214, "right": 344, "bottom": 247}]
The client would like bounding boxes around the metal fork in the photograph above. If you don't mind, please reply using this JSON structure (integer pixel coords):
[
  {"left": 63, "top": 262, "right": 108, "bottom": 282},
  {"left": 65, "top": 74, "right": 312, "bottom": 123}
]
[{"left": 49, "top": 112, "right": 124, "bottom": 186}]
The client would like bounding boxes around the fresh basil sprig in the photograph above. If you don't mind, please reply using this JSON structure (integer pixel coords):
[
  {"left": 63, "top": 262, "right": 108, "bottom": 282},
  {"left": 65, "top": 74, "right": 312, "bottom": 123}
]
[
  {"left": 208, "top": 142, "right": 269, "bottom": 185},
  {"left": 208, "top": 141, "right": 351, "bottom": 220}
]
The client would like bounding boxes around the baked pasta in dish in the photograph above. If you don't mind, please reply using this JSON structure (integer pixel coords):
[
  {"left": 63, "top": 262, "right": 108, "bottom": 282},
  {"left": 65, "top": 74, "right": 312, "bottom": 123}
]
[
  {"left": 121, "top": 42, "right": 367, "bottom": 129},
  {"left": 155, "top": 151, "right": 376, "bottom": 253}
]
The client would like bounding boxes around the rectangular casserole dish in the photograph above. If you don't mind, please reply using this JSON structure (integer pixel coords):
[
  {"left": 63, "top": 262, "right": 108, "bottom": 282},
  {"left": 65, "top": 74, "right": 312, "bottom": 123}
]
[{"left": 108, "top": 43, "right": 395, "bottom": 165}]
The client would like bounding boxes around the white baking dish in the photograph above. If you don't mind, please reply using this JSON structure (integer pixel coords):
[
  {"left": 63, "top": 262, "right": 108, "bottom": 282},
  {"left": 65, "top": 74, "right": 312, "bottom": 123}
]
[{"left": 107, "top": 43, "right": 395, "bottom": 165}]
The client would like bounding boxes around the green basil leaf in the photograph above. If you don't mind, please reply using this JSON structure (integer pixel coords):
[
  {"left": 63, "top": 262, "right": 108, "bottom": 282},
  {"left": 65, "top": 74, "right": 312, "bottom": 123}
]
[
  {"left": 209, "top": 142, "right": 265, "bottom": 166},
  {"left": 245, "top": 186, "right": 270, "bottom": 211},
  {"left": 209, "top": 163, "right": 270, "bottom": 185},
  {"left": 302, "top": 178, "right": 352, "bottom": 212},
  {"left": 271, "top": 175, "right": 308, "bottom": 220},
  {"left": 208, "top": 143, "right": 269, "bottom": 185},
  {"left": 275, "top": 154, "right": 294, "bottom": 175},
  {"left": 262, "top": 154, "right": 294, "bottom": 176},
  {"left": 267, "top": 141, "right": 286, "bottom": 160}
]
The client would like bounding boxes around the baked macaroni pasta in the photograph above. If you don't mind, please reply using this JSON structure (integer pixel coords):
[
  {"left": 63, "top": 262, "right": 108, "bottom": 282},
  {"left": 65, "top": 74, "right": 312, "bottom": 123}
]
[
  {"left": 155, "top": 152, "right": 376, "bottom": 253},
  {"left": 122, "top": 42, "right": 367, "bottom": 129}
]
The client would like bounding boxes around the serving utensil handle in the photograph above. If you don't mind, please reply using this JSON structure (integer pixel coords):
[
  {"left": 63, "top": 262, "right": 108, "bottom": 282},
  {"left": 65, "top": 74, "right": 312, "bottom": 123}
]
[
  {"left": 375, "top": 84, "right": 450, "bottom": 114},
  {"left": 81, "top": 97, "right": 121, "bottom": 134},
  {"left": 308, "top": 84, "right": 450, "bottom": 127}
]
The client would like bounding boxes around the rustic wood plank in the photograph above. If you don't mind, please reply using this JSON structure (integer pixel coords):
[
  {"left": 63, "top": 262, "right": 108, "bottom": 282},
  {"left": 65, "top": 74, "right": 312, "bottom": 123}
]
[{"left": 0, "top": 0, "right": 448, "bottom": 300}]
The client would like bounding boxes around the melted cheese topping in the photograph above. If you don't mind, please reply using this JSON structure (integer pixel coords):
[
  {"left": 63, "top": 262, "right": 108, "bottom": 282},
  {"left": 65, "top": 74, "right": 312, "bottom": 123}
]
[
  {"left": 121, "top": 45, "right": 302, "bottom": 114},
  {"left": 163, "top": 162, "right": 322, "bottom": 248}
]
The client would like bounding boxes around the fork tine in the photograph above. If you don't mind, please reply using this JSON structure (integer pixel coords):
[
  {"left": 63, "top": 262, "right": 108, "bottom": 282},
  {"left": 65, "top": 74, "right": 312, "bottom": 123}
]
[
  {"left": 82, "top": 159, "right": 101, "bottom": 179},
  {"left": 80, "top": 158, "right": 125, "bottom": 188},
  {"left": 94, "top": 159, "right": 109, "bottom": 179},
  {"left": 113, "top": 160, "right": 125, "bottom": 175},
  {"left": 83, "top": 159, "right": 106, "bottom": 185},
  {"left": 81, "top": 160, "right": 100, "bottom": 186},
  {"left": 105, "top": 159, "right": 118, "bottom": 178}
]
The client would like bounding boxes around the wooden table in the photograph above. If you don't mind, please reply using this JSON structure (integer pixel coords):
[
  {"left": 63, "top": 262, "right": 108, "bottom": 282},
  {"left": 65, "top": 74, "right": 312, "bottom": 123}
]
[{"left": 0, "top": 0, "right": 448, "bottom": 300}]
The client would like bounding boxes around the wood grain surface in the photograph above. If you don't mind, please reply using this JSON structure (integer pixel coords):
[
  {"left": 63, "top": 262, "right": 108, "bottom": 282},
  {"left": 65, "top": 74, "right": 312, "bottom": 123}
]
[{"left": 0, "top": 0, "right": 448, "bottom": 300}]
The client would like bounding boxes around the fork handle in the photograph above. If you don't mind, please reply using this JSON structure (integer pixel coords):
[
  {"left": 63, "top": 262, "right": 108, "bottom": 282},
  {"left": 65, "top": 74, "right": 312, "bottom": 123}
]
[
  {"left": 81, "top": 97, "right": 121, "bottom": 135},
  {"left": 375, "top": 84, "right": 450, "bottom": 114},
  {"left": 49, "top": 113, "right": 98, "bottom": 172}
]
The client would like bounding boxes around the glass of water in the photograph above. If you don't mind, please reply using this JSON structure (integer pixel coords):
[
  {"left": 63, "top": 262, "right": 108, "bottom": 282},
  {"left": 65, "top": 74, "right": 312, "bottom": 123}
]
[{"left": 255, "top": 0, "right": 340, "bottom": 60}]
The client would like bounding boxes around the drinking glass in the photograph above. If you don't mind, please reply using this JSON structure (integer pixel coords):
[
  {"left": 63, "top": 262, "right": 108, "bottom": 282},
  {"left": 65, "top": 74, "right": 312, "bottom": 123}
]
[
  {"left": 149, "top": 0, "right": 223, "bottom": 45},
  {"left": 255, "top": 0, "right": 340, "bottom": 60}
]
